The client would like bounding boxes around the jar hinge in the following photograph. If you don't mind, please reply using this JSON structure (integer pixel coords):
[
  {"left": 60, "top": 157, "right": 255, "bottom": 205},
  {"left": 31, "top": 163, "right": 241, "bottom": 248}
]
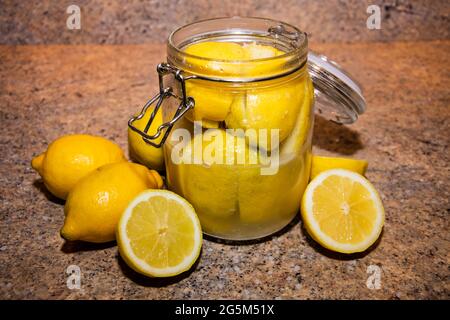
[{"left": 128, "top": 63, "right": 195, "bottom": 148}]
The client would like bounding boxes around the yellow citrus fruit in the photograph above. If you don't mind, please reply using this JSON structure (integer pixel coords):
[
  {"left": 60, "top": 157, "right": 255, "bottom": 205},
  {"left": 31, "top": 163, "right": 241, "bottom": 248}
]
[
  {"left": 178, "top": 129, "right": 254, "bottom": 219},
  {"left": 184, "top": 41, "right": 246, "bottom": 61},
  {"left": 185, "top": 79, "right": 234, "bottom": 124},
  {"left": 310, "top": 155, "right": 368, "bottom": 180},
  {"left": 238, "top": 151, "right": 311, "bottom": 225},
  {"left": 184, "top": 41, "right": 285, "bottom": 78},
  {"left": 61, "top": 162, "right": 163, "bottom": 243},
  {"left": 183, "top": 41, "right": 287, "bottom": 128},
  {"left": 184, "top": 41, "right": 246, "bottom": 77},
  {"left": 240, "top": 42, "right": 286, "bottom": 76},
  {"left": 233, "top": 74, "right": 313, "bottom": 225},
  {"left": 280, "top": 76, "right": 314, "bottom": 156},
  {"left": 117, "top": 190, "right": 202, "bottom": 277},
  {"left": 31, "top": 134, "right": 125, "bottom": 200},
  {"left": 301, "top": 169, "right": 385, "bottom": 253},
  {"left": 128, "top": 107, "right": 164, "bottom": 171},
  {"left": 225, "top": 74, "right": 306, "bottom": 149}
]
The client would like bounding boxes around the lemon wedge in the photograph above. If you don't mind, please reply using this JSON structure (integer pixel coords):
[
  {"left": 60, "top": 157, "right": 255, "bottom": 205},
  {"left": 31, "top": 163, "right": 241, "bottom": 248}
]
[
  {"left": 184, "top": 41, "right": 245, "bottom": 77},
  {"left": 310, "top": 155, "right": 368, "bottom": 180},
  {"left": 301, "top": 169, "right": 384, "bottom": 253},
  {"left": 225, "top": 75, "right": 305, "bottom": 148},
  {"left": 185, "top": 79, "right": 234, "bottom": 124},
  {"left": 117, "top": 190, "right": 202, "bottom": 277}
]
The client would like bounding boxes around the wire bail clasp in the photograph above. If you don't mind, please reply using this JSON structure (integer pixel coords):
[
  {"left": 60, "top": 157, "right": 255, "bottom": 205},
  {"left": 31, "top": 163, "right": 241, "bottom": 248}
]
[{"left": 128, "top": 63, "right": 194, "bottom": 148}]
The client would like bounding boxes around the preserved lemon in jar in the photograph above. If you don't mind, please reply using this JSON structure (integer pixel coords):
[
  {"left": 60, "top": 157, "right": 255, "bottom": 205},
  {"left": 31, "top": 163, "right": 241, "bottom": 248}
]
[{"left": 129, "top": 17, "right": 365, "bottom": 240}]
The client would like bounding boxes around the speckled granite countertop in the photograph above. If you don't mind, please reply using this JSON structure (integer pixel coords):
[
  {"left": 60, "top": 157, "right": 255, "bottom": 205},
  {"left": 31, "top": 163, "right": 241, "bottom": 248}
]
[{"left": 0, "top": 41, "right": 448, "bottom": 299}]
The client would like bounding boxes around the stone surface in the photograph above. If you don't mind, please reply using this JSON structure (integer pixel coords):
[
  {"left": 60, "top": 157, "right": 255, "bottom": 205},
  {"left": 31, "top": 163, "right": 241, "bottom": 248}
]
[
  {"left": 0, "top": 41, "right": 449, "bottom": 299},
  {"left": 0, "top": 0, "right": 449, "bottom": 44}
]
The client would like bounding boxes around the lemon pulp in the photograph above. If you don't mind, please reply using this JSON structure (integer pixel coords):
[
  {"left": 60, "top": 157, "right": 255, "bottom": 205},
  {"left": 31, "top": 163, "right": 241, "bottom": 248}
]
[
  {"left": 117, "top": 190, "right": 202, "bottom": 277},
  {"left": 301, "top": 169, "right": 384, "bottom": 253}
]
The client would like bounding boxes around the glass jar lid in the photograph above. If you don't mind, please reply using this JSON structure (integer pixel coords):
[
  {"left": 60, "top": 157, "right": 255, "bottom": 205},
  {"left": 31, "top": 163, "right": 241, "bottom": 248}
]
[{"left": 308, "top": 52, "right": 366, "bottom": 124}]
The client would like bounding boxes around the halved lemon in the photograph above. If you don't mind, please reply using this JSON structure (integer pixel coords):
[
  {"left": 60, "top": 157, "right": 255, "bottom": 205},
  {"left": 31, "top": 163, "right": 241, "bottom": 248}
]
[
  {"left": 301, "top": 169, "right": 384, "bottom": 254},
  {"left": 117, "top": 190, "right": 202, "bottom": 277}
]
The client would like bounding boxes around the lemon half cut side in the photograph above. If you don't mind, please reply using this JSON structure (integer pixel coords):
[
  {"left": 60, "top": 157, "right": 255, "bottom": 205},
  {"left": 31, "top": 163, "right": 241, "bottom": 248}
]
[
  {"left": 301, "top": 169, "right": 385, "bottom": 254},
  {"left": 117, "top": 190, "right": 202, "bottom": 277}
]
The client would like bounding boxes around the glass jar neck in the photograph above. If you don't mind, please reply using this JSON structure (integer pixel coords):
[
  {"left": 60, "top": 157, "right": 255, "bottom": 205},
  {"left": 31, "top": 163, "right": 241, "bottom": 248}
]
[{"left": 167, "top": 17, "right": 308, "bottom": 82}]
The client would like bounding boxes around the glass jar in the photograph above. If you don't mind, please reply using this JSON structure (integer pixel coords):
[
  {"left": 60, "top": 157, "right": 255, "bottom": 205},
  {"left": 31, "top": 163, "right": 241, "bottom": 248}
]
[{"left": 129, "top": 17, "right": 365, "bottom": 241}]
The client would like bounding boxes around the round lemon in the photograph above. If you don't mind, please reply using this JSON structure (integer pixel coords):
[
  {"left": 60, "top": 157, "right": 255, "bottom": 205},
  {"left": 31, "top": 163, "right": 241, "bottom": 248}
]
[
  {"left": 225, "top": 74, "right": 306, "bottom": 149},
  {"left": 301, "top": 169, "right": 385, "bottom": 254},
  {"left": 31, "top": 134, "right": 126, "bottom": 200},
  {"left": 128, "top": 107, "right": 164, "bottom": 171},
  {"left": 117, "top": 190, "right": 202, "bottom": 277},
  {"left": 310, "top": 155, "right": 368, "bottom": 180},
  {"left": 177, "top": 129, "right": 252, "bottom": 219},
  {"left": 61, "top": 162, "right": 163, "bottom": 243}
]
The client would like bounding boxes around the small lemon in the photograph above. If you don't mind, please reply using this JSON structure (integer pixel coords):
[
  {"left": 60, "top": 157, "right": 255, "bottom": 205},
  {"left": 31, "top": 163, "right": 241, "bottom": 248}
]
[
  {"left": 61, "top": 162, "right": 163, "bottom": 243},
  {"left": 310, "top": 156, "right": 368, "bottom": 180},
  {"left": 31, "top": 134, "right": 126, "bottom": 200},
  {"left": 128, "top": 107, "right": 164, "bottom": 171}
]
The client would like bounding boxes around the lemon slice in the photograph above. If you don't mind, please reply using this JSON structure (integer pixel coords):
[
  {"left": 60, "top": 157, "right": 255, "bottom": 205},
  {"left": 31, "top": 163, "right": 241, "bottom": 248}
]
[
  {"left": 310, "top": 155, "right": 368, "bottom": 180},
  {"left": 301, "top": 169, "right": 384, "bottom": 253},
  {"left": 117, "top": 190, "right": 202, "bottom": 277}
]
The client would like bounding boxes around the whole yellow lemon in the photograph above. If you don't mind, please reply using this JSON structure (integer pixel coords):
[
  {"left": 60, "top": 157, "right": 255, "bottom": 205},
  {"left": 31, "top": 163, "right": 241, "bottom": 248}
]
[
  {"left": 31, "top": 134, "right": 126, "bottom": 200},
  {"left": 61, "top": 162, "right": 163, "bottom": 243}
]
